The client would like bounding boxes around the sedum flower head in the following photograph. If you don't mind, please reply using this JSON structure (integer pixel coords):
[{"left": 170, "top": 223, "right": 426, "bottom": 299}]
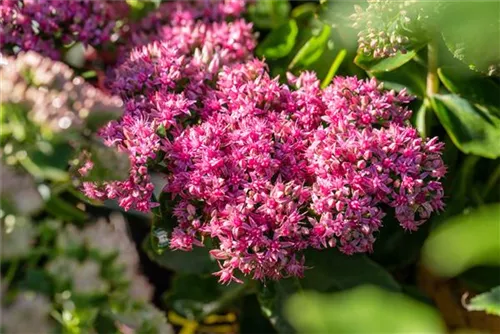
[
  {"left": 167, "top": 59, "right": 312, "bottom": 282},
  {"left": 0, "top": 164, "right": 43, "bottom": 215},
  {"left": 84, "top": 1, "right": 256, "bottom": 212},
  {"left": 307, "top": 77, "right": 445, "bottom": 253},
  {"left": 0, "top": 51, "right": 123, "bottom": 133},
  {"left": 165, "top": 65, "right": 446, "bottom": 283},
  {"left": 0, "top": 0, "right": 119, "bottom": 59},
  {"left": 51, "top": 214, "right": 154, "bottom": 301},
  {"left": 1, "top": 293, "right": 54, "bottom": 334}
]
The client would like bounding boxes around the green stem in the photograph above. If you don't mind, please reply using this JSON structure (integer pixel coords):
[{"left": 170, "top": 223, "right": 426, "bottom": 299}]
[
  {"left": 4, "top": 260, "right": 19, "bottom": 289},
  {"left": 484, "top": 164, "right": 500, "bottom": 199},
  {"left": 426, "top": 38, "right": 439, "bottom": 97},
  {"left": 321, "top": 49, "right": 347, "bottom": 89}
]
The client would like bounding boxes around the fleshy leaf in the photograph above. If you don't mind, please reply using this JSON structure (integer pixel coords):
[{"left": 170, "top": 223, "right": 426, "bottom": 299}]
[
  {"left": 285, "top": 286, "right": 445, "bottom": 333},
  {"left": 354, "top": 47, "right": 422, "bottom": 73},
  {"left": 257, "top": 20, "right": 298, "bottom": 60},
  {"left": 288, "top": 24, "right": 331, "bottom": 69},
  {"left": 440, "top": 2, "right": 500, "bottom": 75},
  {"left": 142, "top": 237, "right": 217, "bottom": 274},
  {"left": 300, "top": 248, "right": 400, "bottom": 292},
  {"left": 438, "top": 67, "right": 500, "bottom": 115},
  {"left": 464, "top": 286, "right": 500, "bottom": 316},
  {"left": 422, "top": 204, "right": 500, "bottom": 278},
  {"left": 248, "top": 0, "right": 290, "bottom": 30},
  {"left": 431, "top": 94, "right": 500, "bottom": 159}
]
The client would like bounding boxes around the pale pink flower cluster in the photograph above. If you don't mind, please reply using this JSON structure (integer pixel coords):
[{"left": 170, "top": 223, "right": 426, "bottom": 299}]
[{"left": 83, "top": 1, "right": 445, "bottom": 283}]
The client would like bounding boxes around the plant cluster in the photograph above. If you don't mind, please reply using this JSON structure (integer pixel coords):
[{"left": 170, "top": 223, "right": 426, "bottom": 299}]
[{"left": 72, "top": 1, "right": 446, "bottom": 284}]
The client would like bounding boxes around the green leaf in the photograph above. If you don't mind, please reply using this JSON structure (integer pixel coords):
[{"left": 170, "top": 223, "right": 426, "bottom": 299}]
[
  {"left": 438, "top": 67, "right": 500, "bottom": 115},
  {"left": 290, "top": 3, "right": 317, "bottom": 22},
  {"left": 142, "top": 237, "right": 217, "bottom": 274},
  {"left": 422, "top": 203, "right": 500, "bottom": 278},
  {"left": 81, "top": 70, "right": 97, "bottom": 79},
  {"left": 464, "top": 286, "right": 500, "bottom": 316},
  {"left": 354, "top": 47, "right": 422, "bottom": 73},
  {"left": 439, "top": 2, "right": 500, "bottom": 75},
  {"left": 257, "top": 20, "right": 298, "bottom": 60},
  {"left": 258, "top": 278, "right": 301, "bottom": 333},
  {"left": 288, "top": 24, "right": 331, "bottom": 69},
  {"left": 444, "top": 155, "right": 479, "bottom": 216},
  {"left": 300, "top": 248, "right": 400, "bottom": 292},
  {"left": 285, "top": 286, "right": 445, "bottom": 333},
  {"left": 372, "top": 60, "right": 427, "bottom": 98},
  {"left": 126, "top": 0, "right": 160, "bottom": 21},
  {"left": 247, "top": 0, "right": 290, "bottom": 30},
  {"left": 64, "top": 43, "right": 85, "bottom": 68},
  {"left": 431, "top": 94, "right": 500, "bottom": 159},
  {"left": 415, "top": 102, "right": 429, "bottom": 138},
  {"left": 21, "top": 141, "right": 73, "bottom": 181},
  {"left": 163, "top": 274, "right": 236, "bottom": 320}
]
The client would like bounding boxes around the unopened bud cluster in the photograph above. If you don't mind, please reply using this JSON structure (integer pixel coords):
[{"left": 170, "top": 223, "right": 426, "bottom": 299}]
[{"left": 351, "top": 0, "right": 429, "bottom": 58}]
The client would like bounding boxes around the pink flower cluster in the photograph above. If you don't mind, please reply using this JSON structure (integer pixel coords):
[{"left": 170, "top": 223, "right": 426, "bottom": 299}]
[
  {"left": 0, "top": 0, "right": 120, "bottom": 59},
  {"left": 83, "top": 0, "right": 255, "bottom": 212},
  {"left": 83, "top": 1, "right": 445, "bottom": 283},
  {"left": 165, "top": 62, "right": 445, "bottom": 283}
]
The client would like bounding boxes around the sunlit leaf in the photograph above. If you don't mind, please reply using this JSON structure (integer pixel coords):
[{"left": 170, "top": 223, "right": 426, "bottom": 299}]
[
  {"left": 288, "top": 24, "right": 331, "bottom": 69},
  {"left": 422, "top": 203, "right": 500, "bottom": 278},
  {"left": 257, "top": 20, "right": 298, "bottom": 60},
  {"left": 285, "top": 286, "right": 445, "bottom": 333},
  {"left": 464, "top": 286, "right": 500, "bottom": 316},
  {"left": 290, "top": 3, "right": 317, "bottom": 22},
  {"left": 439, "top": 2, "right": 500, "bottom": 75},
  {"left": 354, "top": 47, "right": 423, "bottom": 73},
  {"left": 247, "top": 0, "right": 290, "bottom": 30},
  {"left": 321, "top": 49, "right": 347, "bottom": 88}
]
